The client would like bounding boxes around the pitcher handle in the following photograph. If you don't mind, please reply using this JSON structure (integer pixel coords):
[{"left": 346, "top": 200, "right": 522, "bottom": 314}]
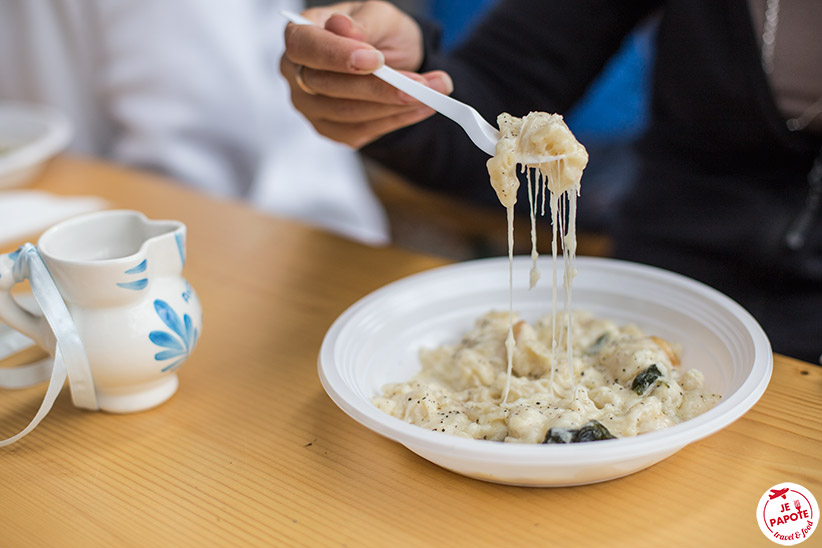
[{"left": 0, "top": 248, "right": 52, "bottom": 350}]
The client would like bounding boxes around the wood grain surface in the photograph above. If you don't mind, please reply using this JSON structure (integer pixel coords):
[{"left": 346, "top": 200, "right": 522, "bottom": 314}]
[{"left": 0, "top": 156, "right": 820, "bottom": 548}]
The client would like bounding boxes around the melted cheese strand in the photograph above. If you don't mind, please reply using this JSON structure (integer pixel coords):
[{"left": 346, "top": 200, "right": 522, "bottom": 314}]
[
  {"left": 565, "top": 188, "right": 578, "bottom": 384},
  {"left": 557, "top": 188, "right": 575, "bottom": 389},
  {"left": 549, "top": 186, "right": 560, "bottom": 396},
  {"left": 502, "top": 205, "right": 516, "bottom": 403},
  {"left": 526, "top": 166, "right": 540, "bottom": 288}
]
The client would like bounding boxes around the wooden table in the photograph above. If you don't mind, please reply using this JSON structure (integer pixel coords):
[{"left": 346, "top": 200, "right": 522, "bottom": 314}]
[{"left": 1, "top": 156, "right": 820, "bottom": 548}]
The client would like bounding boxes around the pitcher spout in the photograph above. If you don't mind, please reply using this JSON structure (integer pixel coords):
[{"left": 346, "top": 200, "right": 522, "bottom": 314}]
[
  {"left": 36, "top": 210, "right": 185, "bottom": 306},
  {"left": 142, "top": 220, "right": 187, "bottom": 279}
]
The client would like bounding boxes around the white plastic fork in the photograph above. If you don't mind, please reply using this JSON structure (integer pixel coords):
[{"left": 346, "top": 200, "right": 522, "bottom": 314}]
[{"left": 282, "top": 10, "right": 500, "bottom": 155}]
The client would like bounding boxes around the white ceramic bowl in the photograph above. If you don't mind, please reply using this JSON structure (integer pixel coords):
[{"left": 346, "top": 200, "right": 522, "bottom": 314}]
[
  {"left": 319, "top": 256, "right": 772, "bottom": 486},
  {"left": 0, "top": 101, "right": 72, "bottom": 189}
]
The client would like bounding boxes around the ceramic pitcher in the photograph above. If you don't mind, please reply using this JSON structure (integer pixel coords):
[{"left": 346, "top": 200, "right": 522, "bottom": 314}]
[{"left": 0, "top": 210, "right": 202, "bottom": 440}]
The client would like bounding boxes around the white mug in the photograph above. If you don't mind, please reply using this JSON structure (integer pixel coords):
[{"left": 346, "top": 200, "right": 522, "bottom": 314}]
[{"left": 0, "top": 210, "right": 202, "bottom": 444}]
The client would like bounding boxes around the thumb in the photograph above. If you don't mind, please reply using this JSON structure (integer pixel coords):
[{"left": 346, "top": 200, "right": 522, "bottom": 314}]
[{"left": 423, "top": 71, "right": 454, "bottom": 95}]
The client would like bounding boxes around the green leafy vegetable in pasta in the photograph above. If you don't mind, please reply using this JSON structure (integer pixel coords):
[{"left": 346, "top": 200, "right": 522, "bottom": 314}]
[
  {"left": 585, "top": 332, "right": 610, "bottom": 355},
  {"left": 632, "top": 364, "right": 663, "bottom": 395},
  {"left": 543, "top": 420, "right": 616, "bottom": 443}
]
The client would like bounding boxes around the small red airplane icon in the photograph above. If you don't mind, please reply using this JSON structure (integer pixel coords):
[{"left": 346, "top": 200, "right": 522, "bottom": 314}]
[{"left": 770, "top": 488, "right": 790, "bottom": 500}]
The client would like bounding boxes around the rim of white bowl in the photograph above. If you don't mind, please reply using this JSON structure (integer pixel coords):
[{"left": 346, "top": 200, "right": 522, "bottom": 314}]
[
  {"left": 318, "top": 256, "right": 773, "bottom": 466},
  {"left": 0, "top": 101, "right": 73, "bottom": 174}
]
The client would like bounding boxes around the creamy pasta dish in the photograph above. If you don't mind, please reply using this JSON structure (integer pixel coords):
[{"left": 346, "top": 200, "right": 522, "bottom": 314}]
[
  {"left": 373, "top": 310, "right": 720, "bottom": 443},
  {"left": 373, "top": 111, "right": 719, "bottom": 443}
]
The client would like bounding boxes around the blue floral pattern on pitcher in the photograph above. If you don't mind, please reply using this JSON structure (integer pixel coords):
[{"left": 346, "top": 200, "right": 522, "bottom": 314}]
[
  {"left": 117, "top": 259, "right": 149, "bottom": 291},
  {"left": 149, "top": 299, "right": 198, "bottom": 372},
  {"left": 175, "top": 233, "right": 186, "bottom": 267},
  {"left": 181, "top": 282, "right": 193, "bottom": 303}
]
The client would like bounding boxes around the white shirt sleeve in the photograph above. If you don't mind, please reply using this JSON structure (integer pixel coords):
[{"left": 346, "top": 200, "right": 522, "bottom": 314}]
[
  {"left": 93, "top": 0, "right": 275, "bottom": 197},
  {"left": 0, "top": 0, "right": 389, "bottom": 244}
]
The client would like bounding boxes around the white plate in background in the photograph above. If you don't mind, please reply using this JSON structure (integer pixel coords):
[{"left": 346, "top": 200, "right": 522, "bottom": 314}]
[{"left": 0, "top": 101, "right": 72, "bottom": 189}]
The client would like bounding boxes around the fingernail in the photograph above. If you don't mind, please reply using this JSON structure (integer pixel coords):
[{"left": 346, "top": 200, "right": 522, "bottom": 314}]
[
  {"left": 330, "top": 12, "right": 353, "bottom": 25},
  {"left": 426, "top": 73, "right": 453, "bottom": 94},
  {"left": 327, "top": 12, "right": 354, "bottom": 33},
  {"left": 350, "top": 49, "right": 384, "bottom": 71}
]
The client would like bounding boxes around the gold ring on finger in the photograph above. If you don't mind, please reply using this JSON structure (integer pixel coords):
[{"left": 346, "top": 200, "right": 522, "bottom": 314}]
[{"left": 295, "top": 64, "right": 316, "bottom": 95}]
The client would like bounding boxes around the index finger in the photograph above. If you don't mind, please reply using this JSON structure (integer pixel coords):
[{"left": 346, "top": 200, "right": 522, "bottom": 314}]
[{"left": 284, "top": 20, "right": 384, "bottom": 75}]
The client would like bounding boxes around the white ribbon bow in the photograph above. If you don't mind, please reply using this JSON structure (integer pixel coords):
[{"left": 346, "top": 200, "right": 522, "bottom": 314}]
[{"left": 0, "top": 243, "right": 97, "bottom": 447}]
